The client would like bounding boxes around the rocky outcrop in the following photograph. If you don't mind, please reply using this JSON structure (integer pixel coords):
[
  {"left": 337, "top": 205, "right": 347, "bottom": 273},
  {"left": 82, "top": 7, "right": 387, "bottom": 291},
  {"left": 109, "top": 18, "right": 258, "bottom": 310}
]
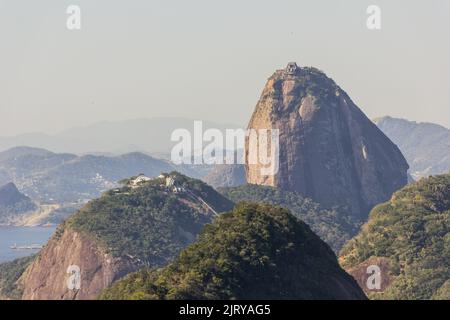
[
  {"left": 20, "top": 172, "right": 234, "bottom": 300},
  {"left": 344, "top": 256, "right": 392, "bottom": 296},
  {"left": 246, "top": 63, "right": 408, "bottom": 218},
  {"left": 202, "top": 164, "right": 246, "bottom": 189},
  {"left": 0, "top": 183, "right": 37, "bottom": 224},
  {"left": 21, "top": 226, "right": 137, "bottom": 300},
  {"left": 0, "top": 183, "right": 34, "bottom": 209}
]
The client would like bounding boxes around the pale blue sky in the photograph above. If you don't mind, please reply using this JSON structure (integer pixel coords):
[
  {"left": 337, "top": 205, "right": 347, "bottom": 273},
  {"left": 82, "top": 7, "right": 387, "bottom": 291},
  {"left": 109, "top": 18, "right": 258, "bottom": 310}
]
[{"left": 0, "top": 0, "right": 449, "bottom": 135}]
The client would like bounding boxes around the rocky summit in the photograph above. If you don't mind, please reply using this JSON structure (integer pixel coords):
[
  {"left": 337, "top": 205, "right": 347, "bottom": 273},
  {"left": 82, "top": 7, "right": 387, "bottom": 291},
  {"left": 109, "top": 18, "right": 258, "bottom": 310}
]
[
  {"left": 20, "top": 172, "right": 234, "bottom": 300},
  {"left": 374, "top": 116, "right": 450, "bottom": 180},
  {"left": 0, "top": 182, "right": 37, "bottom": 224},
  {"left": 246, "top": 63, "right": 408, "bottom": 218}
]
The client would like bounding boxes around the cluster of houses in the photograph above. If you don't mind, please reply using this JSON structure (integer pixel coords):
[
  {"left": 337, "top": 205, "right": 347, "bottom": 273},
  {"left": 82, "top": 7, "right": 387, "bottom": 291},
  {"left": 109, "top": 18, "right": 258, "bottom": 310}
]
[
  {"left": 126, "top": 173, "right": 218, "bottom": 216},
  {"left": 128, "top": 173, "right": 185, "bottom": 193}
]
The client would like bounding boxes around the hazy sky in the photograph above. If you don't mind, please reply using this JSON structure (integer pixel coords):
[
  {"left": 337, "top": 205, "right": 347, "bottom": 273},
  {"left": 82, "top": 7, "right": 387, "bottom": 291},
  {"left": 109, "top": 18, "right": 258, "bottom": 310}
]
[{"left": 0, "top": 0, "right": 449, "bottom": 136}]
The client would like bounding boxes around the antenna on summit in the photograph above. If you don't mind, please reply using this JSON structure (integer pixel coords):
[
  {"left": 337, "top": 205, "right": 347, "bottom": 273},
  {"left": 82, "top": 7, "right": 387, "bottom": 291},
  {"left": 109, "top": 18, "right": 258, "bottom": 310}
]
[{"left": 285, "top": 62, "right": 298, "bottom": 75}]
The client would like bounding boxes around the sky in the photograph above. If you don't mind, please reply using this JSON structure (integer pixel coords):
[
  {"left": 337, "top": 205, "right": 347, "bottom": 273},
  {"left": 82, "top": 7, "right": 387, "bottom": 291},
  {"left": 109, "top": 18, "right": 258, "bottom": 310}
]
[{"left": 0, "top": 0, "right": 449, "bottom": 136}]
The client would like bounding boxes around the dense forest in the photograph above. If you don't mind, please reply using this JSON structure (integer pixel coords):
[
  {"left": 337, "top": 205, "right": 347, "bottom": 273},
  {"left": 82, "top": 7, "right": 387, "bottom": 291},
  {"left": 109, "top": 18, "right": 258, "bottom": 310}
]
[
  {"left": 67, "top": 172, "right": 234, "bottom": 266},
  {"left": 100, "top": 202, "right": 366, "bottom": 300},
  {"left": 340, "top": 174, "right": 450, "bottom": 299},
  {"left": 0, "top": 255, "right": 34, "bottom": 299},
  {"left": 220, "top": 184, "right": 361, "bottom": 252}
]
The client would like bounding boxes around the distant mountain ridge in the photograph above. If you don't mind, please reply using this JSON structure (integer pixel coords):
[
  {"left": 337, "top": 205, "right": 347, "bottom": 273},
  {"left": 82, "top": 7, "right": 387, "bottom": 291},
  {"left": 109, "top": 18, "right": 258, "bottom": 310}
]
[
  {"left": 374, "top": 116, "right": 450, "bottom": 179},
  {"left": 0, "top": 146, "right": 212, "bottom": 226},
  {"left": 0, "top": 147, "right": 175, "bottom": 204},
  {"left": 0, "top": 118, "right": 241, "bottom": 154}
]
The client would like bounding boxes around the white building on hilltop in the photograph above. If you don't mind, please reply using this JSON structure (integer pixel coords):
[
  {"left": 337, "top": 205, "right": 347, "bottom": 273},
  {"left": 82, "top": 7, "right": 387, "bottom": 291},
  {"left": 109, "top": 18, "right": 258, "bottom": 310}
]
[
  {"left": 165, "top": 176, "right": 175, "bottom": 188},
  {"left": 285, "top": 62, "right": 298, "bottom": 75},
  {"left": 130, "top": 174, "right": 151, "bottom": 188},
  {"left": 163, "top": 175, "right": 185, "bottom": 193}
]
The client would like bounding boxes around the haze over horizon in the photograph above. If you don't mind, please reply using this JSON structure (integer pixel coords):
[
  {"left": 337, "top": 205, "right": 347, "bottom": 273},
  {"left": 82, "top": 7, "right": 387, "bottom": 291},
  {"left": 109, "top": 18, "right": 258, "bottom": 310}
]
[
  {"left": 1, "top": 115, "right": 449, "bottom": 140},
  {"left": 1, "top": 0, "right": 449, "bottom": 136}
]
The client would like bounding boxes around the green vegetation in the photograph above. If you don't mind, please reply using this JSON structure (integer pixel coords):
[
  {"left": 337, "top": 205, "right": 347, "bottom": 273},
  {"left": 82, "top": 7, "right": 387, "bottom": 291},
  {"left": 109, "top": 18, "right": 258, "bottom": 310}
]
[
  {"left": 100, "top": 202, "right": 365, "bottom": 300},
  {"left": 433, "top": 280, "right": 450, "bottom": 300},
  {"left": 266, "top": 67, "right": 340, "bottom": 111},
  {"left": 66, "top": 172, "right": 234, "bottom": 267},
  {"left": 0, "top": 255, "right": 35, "bottom": 299},
  {"left": 219, "top": 184, "right": 361, "bottom": 252},
  {"left": 340, "top": 174, "right": 450, "bottom": 300}
]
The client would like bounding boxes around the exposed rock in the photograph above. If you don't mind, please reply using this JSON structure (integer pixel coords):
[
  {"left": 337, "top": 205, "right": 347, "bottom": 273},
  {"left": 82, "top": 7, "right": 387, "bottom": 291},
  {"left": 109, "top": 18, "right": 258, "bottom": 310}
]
[
  {"left": 246, "top": 64, "right": 408, "bottom": 218},
  {"left": 202, "top": 164, "right": 246, "bottom": 188},
  {"left": 20, "top": 172, "right": 234, "bottom": 300},
  {"left": 0, "top": 182, "right": 37, "bottom": 224},
  {"left": 345, "top": 256, "right": 392, "bottom": 296},
  {"left": 21, "top": 227, "right": 137, "bottom": 300}
]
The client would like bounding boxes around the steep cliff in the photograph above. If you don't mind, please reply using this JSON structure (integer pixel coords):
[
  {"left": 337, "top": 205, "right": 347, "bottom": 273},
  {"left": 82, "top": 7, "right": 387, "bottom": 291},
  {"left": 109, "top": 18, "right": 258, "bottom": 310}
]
[
  {"left": 21, "top": 172, "right": 234, "bottom": 300},
  {"left": 21, "top": 227, "right": 136, "bottom": 300},
  {"left": 246, "top": 63, "right": 408, "bottom": 218},
  {"left": 203, "top": 164, "right": 246, "bottom": 188},
  {"left": 375, "top": 116, "right": 450, "bottom": 179}
]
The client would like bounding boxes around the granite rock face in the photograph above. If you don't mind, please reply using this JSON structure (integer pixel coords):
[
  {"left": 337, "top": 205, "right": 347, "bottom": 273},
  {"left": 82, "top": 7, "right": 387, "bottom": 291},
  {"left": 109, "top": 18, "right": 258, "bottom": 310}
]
[
  {"left": 202, "top": 164, "right": 246, "bottom": 189},
  {"left": 246, "top": 63, "right": 408, "bottom": 218},
  {"left": 20, "top": 173, "right": 234, "bottom": 300},
  {"left": 21, "top": 227, "right": 137, "bottom": 300}
]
